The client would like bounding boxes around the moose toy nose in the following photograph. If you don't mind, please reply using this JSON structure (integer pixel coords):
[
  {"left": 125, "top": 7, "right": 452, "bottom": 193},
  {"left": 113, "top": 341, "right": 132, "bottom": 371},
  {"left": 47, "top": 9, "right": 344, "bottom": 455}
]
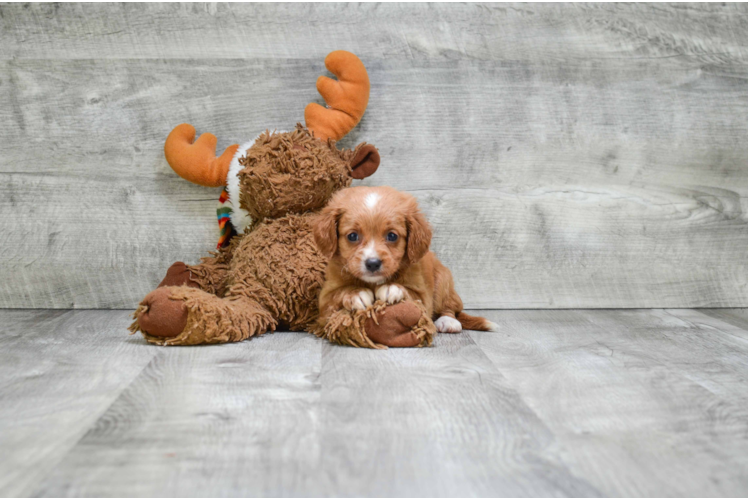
[{"left": 365, "top": 258, "right": 382, "bottom": 272}]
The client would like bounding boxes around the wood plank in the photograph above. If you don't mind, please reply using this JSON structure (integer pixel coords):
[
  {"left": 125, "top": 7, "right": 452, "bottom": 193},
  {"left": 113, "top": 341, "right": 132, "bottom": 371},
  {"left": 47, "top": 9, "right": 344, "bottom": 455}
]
[
  {"left": 698, "top": 308, "right": 748, "bottom": 332},
  {"left": 4, "top": 308, "right": 748, "bottom": 496},
  {"left": 312, "top": 333, "right": 600, "bottom": 497},
  {"left": 35, "top": 330, "right": 325, "bottom": 497},
  {"left": 2, "top": 4, "right": 746, "bottom": 62},
  {"left": 1, "top": 3, "right": 748, "bottom": 309},
  {"left": 2, "top": 56, "right": 747, "bottom": 309},
  {"left": 35, "top": 327, "right": 600, "bottom": 497},
  {"left": 0, "top": 309, "right": 156, "bottom": 497},
  {"left": 470, "top": 309, "right": 748, "bottom": 496},
  {"left": 661, "top": 308, "right": 748, "bottom": 401}
]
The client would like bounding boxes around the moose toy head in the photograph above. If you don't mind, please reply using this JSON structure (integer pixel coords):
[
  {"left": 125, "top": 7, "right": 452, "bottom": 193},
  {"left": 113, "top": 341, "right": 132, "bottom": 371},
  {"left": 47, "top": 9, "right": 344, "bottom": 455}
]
[{"left": 162, "top": 51, "right": 380, "bottom": 227}]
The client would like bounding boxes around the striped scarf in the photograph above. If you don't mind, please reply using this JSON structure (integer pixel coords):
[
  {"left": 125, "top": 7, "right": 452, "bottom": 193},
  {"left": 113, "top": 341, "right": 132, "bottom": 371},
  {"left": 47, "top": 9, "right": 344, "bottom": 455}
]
[{"left": 216, "top": 188, "right": 237, "bottom": 249}]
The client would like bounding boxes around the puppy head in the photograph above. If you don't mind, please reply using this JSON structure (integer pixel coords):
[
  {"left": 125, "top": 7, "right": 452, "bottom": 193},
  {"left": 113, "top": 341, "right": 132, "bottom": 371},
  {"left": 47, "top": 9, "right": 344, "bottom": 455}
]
[{"left": 313, "top": 186, "right": 432, "bottom": 284}]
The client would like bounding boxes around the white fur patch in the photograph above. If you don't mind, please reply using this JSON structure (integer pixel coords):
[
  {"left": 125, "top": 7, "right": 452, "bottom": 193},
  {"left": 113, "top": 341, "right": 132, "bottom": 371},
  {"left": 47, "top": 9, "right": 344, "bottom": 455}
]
[
  {"left": 486, "top": 321, "right": 499, "bottom": 332},
  {"left": 359, "top": 241, "right": 382, "bottom": 278},
  {"left": 360, "top": 275, "right": 386, "bottom": 285},
  {"left": 362, "top": 241, "right": 379, "bottom": 259},
  {"left": 375, "top": 284, "right": 405, "bottom": 304},
  {"left": 435, "top": 315, "right": 462, "bottom": 333},
  {"left": 225, "top": 138, "right": 258, "bottom": 234},
  {"left": 348, "top": 289, "right": 375, "bottom": 311},
  {"left": 365, "top": 192, "right": 381, "bottom": 210},
  {"left": 224, "top": 130, "right": 289, "bottom": 234}
]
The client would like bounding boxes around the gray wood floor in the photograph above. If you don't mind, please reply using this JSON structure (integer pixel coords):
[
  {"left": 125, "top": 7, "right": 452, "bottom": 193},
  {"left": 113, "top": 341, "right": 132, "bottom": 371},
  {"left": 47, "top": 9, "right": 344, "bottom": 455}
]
[{"left": 2, "top": 309, "right": 747, "bottom": 497}]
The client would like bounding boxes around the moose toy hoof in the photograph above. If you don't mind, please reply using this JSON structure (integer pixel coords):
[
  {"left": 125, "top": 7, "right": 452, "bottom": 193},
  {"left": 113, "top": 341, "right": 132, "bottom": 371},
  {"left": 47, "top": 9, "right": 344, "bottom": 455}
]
[
  {"left": 365, "top": 301, "right": 425, "bottom": 348},
  {"left": 136, "top": 288, "right": 188, "bottom": 338}
]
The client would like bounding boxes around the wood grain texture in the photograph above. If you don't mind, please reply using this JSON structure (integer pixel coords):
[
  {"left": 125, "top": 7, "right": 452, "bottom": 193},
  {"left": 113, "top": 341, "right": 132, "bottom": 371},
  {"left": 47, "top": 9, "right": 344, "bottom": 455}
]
[
  {"left": 472, "top": 308, "right": 748, "bottom": 497},
  {"left": 36, "top": 331, "right": 325, "bottom": 497},
  {"left": 1, "top": 3, "right": 747, "bottom": 308},
  {"left": 311, "top": 334, "right": 601, "bottom": 497},
  {"left": 2, "top": 3, "right": 747, "bottom": 62},
  {"left": 699, "top": 308, "right": 748, "bottom": 331},
  {"left": 0, "top": 310, "right": 156, "bottom": 497},
  {"left": 1, "top": 308, "right": 746, "bottom": 496}
]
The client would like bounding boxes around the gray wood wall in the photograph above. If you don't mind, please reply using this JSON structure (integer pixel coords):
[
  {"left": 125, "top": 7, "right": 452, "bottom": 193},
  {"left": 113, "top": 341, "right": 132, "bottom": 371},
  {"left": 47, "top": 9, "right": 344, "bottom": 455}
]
[{"left": 1, "top": 3, "right": 747, "bottom": 309}]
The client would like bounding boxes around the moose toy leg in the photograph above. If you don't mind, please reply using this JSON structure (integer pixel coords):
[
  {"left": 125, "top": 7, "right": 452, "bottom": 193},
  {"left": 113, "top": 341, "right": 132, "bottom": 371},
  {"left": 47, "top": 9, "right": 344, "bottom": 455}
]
[
  {"left": 157, "top": 262, "right": 201, "bottom": 289},
  {"left": 130, "top": 287, "right": 275, "bottom": 346},
  {"left": 364, "top": 301, "right": 435, "bottom": 347},
  {"left": 156, "top": 238, "right": 236, "bottom": 294},
  {"left": 315, "top": 300, "right": 436, "bottom": 349},
  {"left": 135, "top": 287, "right": 190, "bottom": 338}
]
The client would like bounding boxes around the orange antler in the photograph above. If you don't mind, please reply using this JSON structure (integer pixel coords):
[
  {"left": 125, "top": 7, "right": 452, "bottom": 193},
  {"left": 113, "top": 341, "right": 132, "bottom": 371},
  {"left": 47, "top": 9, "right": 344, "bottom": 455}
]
[
  {"left": 305, "top": 51, "right": 370, "bottom": 142},
  {"left": 164, "top": 124, "right": 239, "bottom": 187}
]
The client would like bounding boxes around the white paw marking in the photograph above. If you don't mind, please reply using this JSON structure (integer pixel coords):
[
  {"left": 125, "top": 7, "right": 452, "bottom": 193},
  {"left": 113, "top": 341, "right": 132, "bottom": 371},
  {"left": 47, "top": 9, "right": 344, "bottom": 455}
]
[
  {"left": 375, "top": 284, "right": 405, "bottom": 304},
  {"left": 349, "top": 289, "right": 375, "bottom": 311},
  {"left": 365, "top": 192, "right": 381, "bottom": 209},
  {"left": 435, "top": 315, "right": 462, "bottom": 333}
]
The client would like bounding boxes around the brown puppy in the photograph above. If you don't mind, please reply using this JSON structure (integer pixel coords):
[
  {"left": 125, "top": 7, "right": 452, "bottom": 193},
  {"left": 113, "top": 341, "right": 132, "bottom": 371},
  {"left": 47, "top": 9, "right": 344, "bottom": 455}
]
[{"left": 314, "top": 186, "right": 497, "bottom": 334}]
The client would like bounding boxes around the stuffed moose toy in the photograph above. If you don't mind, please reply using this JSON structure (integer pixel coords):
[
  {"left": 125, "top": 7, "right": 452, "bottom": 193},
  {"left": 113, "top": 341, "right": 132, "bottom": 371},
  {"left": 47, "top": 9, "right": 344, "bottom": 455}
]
[{"left": 130, "top": 51, "right": 436, "bottom": 348}]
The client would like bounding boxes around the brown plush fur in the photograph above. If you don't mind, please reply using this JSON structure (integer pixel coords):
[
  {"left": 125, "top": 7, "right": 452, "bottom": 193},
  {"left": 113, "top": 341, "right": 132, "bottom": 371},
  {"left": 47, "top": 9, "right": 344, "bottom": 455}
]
[
  {"left": 130, "top": 125, "right": 431, "bottom": 348},
  {"left": 237, "top": 128, "right": 355, "bottom": 221},
  {"left": 309, "top": 300, "right": 435, "bottom": 349}
]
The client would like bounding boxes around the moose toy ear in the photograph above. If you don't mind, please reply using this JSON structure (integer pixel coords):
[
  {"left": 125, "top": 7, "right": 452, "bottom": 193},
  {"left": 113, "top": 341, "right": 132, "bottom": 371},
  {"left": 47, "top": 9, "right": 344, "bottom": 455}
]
[{"left": 350, "top": 144, "right": 380, "bottom": 180}]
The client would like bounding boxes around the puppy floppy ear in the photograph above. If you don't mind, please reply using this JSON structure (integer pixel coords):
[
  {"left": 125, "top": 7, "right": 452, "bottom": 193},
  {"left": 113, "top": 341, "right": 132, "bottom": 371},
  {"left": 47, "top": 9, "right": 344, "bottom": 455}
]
[
  {"left": 405, "top": 200, "right": 432, "bottom": 264},
  {"left": 314, "top": 204, "right": 343, "bottom": 259}
]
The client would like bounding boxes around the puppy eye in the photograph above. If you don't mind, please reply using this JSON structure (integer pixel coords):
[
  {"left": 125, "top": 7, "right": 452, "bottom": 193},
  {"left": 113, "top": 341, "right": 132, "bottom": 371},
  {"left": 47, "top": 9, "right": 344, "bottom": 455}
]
[
  {"left": 386, "top": 232, "right": 398, "bottom": 242},
  {"left": 347, "top": 232, "right": 359, "bottom": 242}
]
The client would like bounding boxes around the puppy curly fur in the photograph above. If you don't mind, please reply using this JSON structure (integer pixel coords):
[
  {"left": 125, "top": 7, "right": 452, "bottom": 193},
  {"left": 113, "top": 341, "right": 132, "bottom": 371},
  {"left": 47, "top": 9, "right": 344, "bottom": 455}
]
[{"left": 313, "top": 186, "right": 496, "bottom": 334}]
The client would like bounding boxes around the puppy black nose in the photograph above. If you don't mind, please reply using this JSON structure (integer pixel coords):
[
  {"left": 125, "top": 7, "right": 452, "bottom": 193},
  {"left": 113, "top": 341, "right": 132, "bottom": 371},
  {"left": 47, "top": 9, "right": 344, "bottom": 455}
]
[{"left": 365, "top": 258, "right": 382, "bottom": 272}]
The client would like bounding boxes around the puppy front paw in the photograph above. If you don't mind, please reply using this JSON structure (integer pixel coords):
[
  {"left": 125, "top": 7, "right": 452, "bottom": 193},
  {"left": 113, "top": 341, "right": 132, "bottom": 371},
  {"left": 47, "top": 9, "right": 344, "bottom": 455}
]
[
  {"left": 375, "top": 284, "right": 405, "bottom": 304},
  {"left": 435, "top": 315, "right": 462, "bottom": 333},
  {"left": 343, "top": 289, "right": 375, "bottom": 311}
]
